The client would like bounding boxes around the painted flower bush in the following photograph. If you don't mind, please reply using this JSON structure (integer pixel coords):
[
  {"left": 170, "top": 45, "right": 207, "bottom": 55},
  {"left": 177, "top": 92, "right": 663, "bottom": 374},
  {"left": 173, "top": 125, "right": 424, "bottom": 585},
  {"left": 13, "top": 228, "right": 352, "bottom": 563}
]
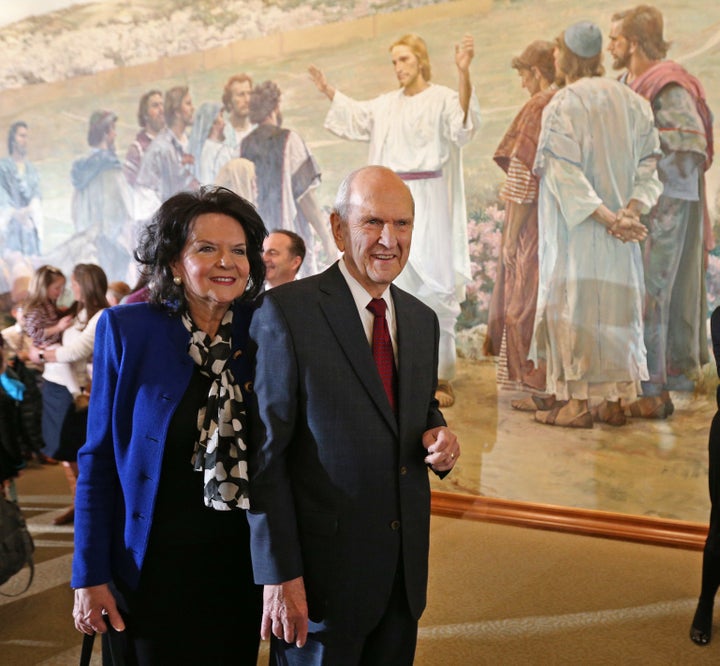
[{"left": 458, "top": 201, "right": 504, "bottom": 330}]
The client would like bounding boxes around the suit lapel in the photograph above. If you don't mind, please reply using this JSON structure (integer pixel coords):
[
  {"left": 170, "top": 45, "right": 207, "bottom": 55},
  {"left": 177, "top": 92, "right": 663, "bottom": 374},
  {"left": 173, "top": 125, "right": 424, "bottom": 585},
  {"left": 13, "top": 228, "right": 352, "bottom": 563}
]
[{"left": 319, "top": 264, "right": 398, "bottom": 433}]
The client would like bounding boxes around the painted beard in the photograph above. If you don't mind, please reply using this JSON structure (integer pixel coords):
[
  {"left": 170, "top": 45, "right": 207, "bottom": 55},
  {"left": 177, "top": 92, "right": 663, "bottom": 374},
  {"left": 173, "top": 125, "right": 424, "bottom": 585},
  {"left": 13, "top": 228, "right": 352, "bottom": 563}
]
[{"left": 611, "top": 52, "right": 631, "bottom": 71}]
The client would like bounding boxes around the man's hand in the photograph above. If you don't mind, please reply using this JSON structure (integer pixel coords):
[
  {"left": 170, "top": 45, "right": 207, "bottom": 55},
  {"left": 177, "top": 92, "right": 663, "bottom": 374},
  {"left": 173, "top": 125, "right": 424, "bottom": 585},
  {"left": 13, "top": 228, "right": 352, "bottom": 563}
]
[
  {"left": 455, "top": 34, "right": 475, "bottom": 73},
  {"left": 608, "top": 209, "right": 647, "bottom": 242},
  {"left": 73, "top": 584, "right": 125, "bottom": 635},
  {"left": 422, "top": 426, "right": 460, "bottom": 472},
  {"left": 308, "top": 65, "right": 335, "bottom": 100},
  {"left": 262, "top": 577, "right": 309, "bottom": 648}
]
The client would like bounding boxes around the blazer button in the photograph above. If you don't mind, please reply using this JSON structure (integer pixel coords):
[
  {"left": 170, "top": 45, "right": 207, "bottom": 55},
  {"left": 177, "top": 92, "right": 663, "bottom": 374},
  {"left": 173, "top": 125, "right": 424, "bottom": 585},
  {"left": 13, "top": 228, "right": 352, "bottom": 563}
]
[
  {"left": 399, "top": 466, "right": 408, "bottom": 476},
  {"left": 390, "top": 520, "right": 401, "bottom": 531}
]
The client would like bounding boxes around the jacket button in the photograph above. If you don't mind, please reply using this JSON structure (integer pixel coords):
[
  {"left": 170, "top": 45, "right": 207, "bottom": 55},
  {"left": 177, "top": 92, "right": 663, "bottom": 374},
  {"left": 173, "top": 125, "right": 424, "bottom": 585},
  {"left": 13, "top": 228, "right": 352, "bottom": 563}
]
[
  {"left": 390, "top": 520, "right": 401, "bottom": 531},
  {"left": 399, "top": 466, "right": 408, "bottom": 476}
]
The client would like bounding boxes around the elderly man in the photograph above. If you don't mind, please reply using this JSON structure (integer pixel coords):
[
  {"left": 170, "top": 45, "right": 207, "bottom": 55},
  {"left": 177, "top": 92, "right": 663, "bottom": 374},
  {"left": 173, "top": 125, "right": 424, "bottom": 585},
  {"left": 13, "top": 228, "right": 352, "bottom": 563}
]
[
  {"left": 608, "top": 5, "right": 714, "bottom": 416},
  {"left": 241, "top": 80, "right": 333, "bottom": 278},
  {"left": 248, "top": 165, "right": 459, "bottom": 665},
  {"left": 309, "top": 33, "right": 481, "bottom": 407},
  {"left": 485, "top": 40, "right": 556, "bottom": 403},
  {"left": 263, "top": 229, "right": 306, "bottom": 289},
  {"left": 530, "top": 21, "right": 662, "bottom": 429},
  {"left": 0, "top": 121, "right": 43, "bottom": 256},
  {"left": 123, "top": 90, "right": 165, "bottom": 187}
]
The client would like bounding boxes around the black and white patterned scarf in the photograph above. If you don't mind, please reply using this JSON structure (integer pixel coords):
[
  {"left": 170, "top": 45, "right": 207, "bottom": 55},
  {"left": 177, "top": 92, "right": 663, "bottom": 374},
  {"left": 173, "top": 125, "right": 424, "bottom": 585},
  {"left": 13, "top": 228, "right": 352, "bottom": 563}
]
[{"left": 181, "top": 309, "right": 249, "bottom": 511}]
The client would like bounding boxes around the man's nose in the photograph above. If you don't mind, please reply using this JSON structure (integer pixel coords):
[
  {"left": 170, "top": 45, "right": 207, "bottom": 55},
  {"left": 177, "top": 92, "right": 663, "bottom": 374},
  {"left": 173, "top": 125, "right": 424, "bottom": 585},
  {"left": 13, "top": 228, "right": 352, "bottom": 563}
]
[{"left": 379, "top": 223, "right": 396, "bottom": 246}]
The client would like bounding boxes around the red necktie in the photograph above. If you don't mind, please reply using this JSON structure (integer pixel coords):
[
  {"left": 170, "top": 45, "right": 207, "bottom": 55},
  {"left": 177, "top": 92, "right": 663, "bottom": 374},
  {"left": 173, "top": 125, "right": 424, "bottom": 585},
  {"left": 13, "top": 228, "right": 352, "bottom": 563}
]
[{"left": 366, "top": 298, "right": 397, "bottom": 412}]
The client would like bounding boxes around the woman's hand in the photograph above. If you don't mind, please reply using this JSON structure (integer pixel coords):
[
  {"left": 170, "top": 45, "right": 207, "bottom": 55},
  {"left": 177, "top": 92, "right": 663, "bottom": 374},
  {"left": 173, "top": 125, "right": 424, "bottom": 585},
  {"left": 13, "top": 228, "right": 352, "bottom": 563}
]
[
  {"left": 73, "top": 584, "right": 125, "bottom": 635},
  {"left": 28, "top": 345, "right": 43, "bottom": 364},
  {"left": 57, "top": 314, "right": 74, "bottom": 332}
]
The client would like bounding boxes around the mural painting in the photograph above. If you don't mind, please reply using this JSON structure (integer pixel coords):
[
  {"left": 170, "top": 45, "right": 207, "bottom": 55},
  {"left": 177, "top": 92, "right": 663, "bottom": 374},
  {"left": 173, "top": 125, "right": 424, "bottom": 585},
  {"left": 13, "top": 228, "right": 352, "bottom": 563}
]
[{"left": 1, "top": 0, "right": 719, "bottom": 525}]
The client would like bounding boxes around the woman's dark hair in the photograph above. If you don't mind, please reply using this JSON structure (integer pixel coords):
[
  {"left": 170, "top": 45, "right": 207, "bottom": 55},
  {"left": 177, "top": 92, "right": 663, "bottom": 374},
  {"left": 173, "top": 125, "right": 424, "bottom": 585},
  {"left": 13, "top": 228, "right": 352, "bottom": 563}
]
[
  {"left": 135, "top": 186, "right": 267, "bottom": 312},
  {"left": 72, "top": 264, "right": 109, "bottom": 322}
]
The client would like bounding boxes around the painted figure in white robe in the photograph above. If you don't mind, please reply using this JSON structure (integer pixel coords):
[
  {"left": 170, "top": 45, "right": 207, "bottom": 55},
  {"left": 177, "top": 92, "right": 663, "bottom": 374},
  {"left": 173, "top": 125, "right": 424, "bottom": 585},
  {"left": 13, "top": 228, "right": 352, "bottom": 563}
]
[
  {"left": 135, "top": 86, "right": 199, "bottom": 218},
  {"left": 530, "top": 21, "right": 662, "bottom": 429},
  {"left": 309, "top": 33, "right": 481, "bottom": 407}
]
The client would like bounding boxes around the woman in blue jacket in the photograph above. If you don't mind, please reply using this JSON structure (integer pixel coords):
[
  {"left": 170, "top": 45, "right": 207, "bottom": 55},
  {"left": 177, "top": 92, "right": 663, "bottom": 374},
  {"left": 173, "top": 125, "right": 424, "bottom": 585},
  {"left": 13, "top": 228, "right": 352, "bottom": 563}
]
[{"left": 71, "top": 187, "right": 267, "bottom": 664}]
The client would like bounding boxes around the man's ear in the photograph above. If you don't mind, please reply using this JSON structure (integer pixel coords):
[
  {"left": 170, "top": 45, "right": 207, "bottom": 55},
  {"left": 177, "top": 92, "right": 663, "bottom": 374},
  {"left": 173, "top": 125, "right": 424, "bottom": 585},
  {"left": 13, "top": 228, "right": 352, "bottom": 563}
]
[
  {"left": 330, "top": 212, "right": 345, "bottom": 252},
  {"left": 290, "top": 255, "right": 302, "bottom": 273}
]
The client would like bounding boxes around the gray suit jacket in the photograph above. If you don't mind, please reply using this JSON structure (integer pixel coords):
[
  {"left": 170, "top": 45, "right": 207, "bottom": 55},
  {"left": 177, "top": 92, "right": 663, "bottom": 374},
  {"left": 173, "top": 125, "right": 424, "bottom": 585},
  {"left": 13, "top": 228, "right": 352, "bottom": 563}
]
[{"left": 248, "top": 261, "right": 445, "bottom": 633}]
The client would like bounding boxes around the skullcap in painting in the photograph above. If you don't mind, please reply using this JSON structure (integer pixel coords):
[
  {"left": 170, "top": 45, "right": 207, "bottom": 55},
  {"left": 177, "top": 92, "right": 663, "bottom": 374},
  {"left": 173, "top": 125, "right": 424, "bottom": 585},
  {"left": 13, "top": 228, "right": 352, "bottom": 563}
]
[{"left": 564, "top": 21, "right": 602, "bottom": 58}]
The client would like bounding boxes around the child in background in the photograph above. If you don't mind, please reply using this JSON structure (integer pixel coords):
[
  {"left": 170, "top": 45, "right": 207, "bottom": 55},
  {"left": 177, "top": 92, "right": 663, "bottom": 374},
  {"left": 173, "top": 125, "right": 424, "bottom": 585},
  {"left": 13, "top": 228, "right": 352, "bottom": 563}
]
[
  {"left": 23, "top": 266, "right": 74, "bottom": 348},
  {"left": 23, "top": 265, "right": 83, "bottom": 404},
  {"left": 1, "top": 275, "right": 53, "bottom": 464}
]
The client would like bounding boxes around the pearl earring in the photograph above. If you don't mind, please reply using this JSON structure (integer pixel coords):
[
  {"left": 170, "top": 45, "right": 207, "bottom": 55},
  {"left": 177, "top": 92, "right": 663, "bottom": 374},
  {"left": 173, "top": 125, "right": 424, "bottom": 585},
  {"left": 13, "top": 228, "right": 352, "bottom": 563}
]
[{"left": 173, "top": 275, "right": 182, "bottom": 285}]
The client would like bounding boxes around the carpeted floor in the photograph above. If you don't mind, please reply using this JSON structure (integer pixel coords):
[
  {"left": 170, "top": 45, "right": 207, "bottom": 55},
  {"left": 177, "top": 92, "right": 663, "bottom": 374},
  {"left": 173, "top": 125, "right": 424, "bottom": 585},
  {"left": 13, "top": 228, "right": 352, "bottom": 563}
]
[
  {"left": 419, "top": 517, "right": 716, "bottom": 665},
  {"left": 2, "top": 463, "right": 719, "bottom": 665}
]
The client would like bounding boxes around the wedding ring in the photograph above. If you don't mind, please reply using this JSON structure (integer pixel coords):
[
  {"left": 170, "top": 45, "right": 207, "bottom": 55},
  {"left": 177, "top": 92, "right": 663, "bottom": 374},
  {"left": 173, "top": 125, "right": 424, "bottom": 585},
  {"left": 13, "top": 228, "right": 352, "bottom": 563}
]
[{"left": 450, "top": 452, "right": 455, "bottom": 459}]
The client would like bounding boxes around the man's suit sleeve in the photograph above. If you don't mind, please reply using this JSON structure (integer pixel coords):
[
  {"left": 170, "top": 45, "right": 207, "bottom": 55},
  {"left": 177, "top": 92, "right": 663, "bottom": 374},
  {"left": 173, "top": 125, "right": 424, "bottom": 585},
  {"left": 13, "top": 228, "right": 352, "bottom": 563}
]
[
  {"left": 426, "top": 311, "right": 450, "bottom": 479},
  {"left": 247, "top": 294, "right": 304, "bottom": 584},
  {"left": 420, "top": 308, "right": 444, "bottom": 430}
]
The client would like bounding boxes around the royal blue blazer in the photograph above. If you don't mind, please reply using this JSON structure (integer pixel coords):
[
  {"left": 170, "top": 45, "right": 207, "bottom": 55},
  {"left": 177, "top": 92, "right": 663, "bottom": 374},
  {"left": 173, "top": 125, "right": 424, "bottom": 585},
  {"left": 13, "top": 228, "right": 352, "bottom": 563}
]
[{"left": 71, "top": 301, "right": 254, "bottom": 590}]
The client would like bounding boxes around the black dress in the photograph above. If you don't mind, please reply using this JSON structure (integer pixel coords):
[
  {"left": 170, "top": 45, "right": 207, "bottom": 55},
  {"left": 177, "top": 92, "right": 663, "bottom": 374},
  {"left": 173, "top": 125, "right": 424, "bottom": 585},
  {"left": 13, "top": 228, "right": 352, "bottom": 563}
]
[
  {"left": 691, "top": 307, "right": 720, "bottom": 644},
  {"left": 114, "top": 369, "right": 262, "bottom": 665}
]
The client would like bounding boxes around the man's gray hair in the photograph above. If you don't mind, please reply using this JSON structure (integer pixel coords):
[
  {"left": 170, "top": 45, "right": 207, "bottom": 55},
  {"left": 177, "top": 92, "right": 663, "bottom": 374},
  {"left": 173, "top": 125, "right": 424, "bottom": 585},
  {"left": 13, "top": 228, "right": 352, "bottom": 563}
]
[{"left": 332, "top": 168, "right": 362, "bottom": 222}]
